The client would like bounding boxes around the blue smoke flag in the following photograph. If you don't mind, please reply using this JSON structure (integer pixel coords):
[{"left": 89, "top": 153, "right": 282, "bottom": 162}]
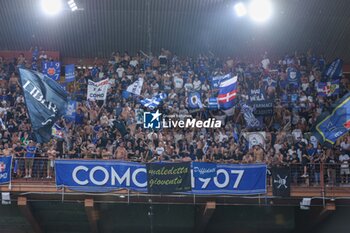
[
  {"left": 313, "top": 92, "right": 350, "bottom": 146},
  {"left": 317, "top": 80, "right": 340, "bottom": 97},
  {"left": 65, "top": 100, "right": 76, "bottom": 122},
  {"left": 140, "top": 93, "right": 167, "bottom": 110},
  {"left": 188, "top": 92, "right": 203, "bottom": 109},
  {"left": 323, "top": 58, "right": 343, "bottom": 80},
  {"left": 42, "top": 61, "right": 61, "bottom": 81},
  {"left": 65, "top": 64, "right": 75, "bottom": 83},
  {"left": 218, "top": 75, "right": 237, "bottom": 114},
  {"left": 0, "top": 156, "right": 12, "bottom": 184},
  {"left": 19, "top": 69, "right": 68, "bottom": 143}
]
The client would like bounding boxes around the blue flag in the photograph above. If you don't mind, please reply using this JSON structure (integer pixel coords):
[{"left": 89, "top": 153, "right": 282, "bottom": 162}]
[
  {"left": 313, "top": 92, "right": 350, "bottom": 146},
  {"left": 210, "top": 74, "right": 231, "bottom": 89},
  {"left": 323, "top": 58, "right": 343, "bottom": 80},
  {"left": 218, "top": 75, "right": 237, "bottom": 110},
  {"left": 317, "top": 80, "right": 340, "bottom": 97},
  {"left": 19, "top": 69, "right": 68, "bottom": 143},
  {"left": 42, "top": 61, "right": 61, "bottom": 81},
  {"left": 0, "top": 156, "right": 12, "bottom": 184},
  {"left": 208, "top": 97, "right": 219, "bottom": 109},
  {"left": 65, "top": 64, "right": 75, "bottom": 83},
  {"left": 65, "top": 100, "right": 76, "bottom": 122},
  {"left": 140, "top": 93, "right": 167, "bottom": 110},
  {"left": 52, "top": 123, "right": 65, "bottom": 139},
  {"left": 287, "top": 67, "right": 301, "bottom": 87},
  {"left": 188, "top": 92, "right": 203, "bottom": 109}
]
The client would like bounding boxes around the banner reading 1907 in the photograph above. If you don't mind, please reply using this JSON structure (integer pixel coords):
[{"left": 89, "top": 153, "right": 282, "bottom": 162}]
[{"left": 55, "top": 160, "right": 266, "bottom": 195}]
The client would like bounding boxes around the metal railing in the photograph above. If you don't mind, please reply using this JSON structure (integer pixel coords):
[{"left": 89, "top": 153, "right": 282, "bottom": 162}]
[{"left": 8, "top": 158, "right": 349, "bottom": 187}]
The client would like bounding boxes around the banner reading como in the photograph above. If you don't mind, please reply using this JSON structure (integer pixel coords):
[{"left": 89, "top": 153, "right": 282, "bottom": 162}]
[{"left": 55, "top": 160, "right": 267, "bottom": 195}]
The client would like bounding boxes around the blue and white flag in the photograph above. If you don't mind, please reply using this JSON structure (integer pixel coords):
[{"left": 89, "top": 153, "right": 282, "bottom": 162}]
[
  {"left": 65, "top": 64, "right": 75, "bottom": 83},
  {"left": 313, "top": 92, "right": 350, "bottom": 146},
  {"left": 65, "top": 100, "right": 76, "bottom": 122},
  {"left": 126, "top": 77, "right": 144, "bottom": 95},
  {"left": 42, "top": 61, "right": 61, "bottom": 81},
  {"left": 52, "top": 124, "right": 65, "bottom": 139},
  {"left": 218, "top": 75, "right": 237, "bottom": 114},
  {"left": 287, "top": 67, "right": 301, "bottom": 87},
  {"left": 19, "top": 69, "right": 68, "bottom": 143},
  {"left": 208, "top": 97, "right": 219, "bottom": 109},
  {"left": 140, "top": 93, "right": 167, "bottom": 110},
  {"left": 263, "top": 76, "right": 277, "bottom": 88},
  {"left": 317, "top": 80, "right": 340, "bottom": 97},
  {"left": 241, "top": 104, "right": 260, "bottom": 128},
  {"left": 188, "top": 92, "right": 203, "bottom": 109},
  {"left": 323, "top": 58, "right": 343, "bottom": 80},
  {"left": 210, "top": 74, "right": 231, "bottom": 89},
  {"left": 0, "top": 156, "right": 12, "bottom": 184}
]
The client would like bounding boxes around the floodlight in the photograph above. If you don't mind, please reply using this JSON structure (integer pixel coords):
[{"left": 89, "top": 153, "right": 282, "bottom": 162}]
[
  {"left": 41, "top": 0, "right": 63, "bottom": 16},
  {"left": 234, "top": 2, "right": 247, "bottom": 17},
  {"left": 249, "top": 0, "right": 273, "bottom": 23}
]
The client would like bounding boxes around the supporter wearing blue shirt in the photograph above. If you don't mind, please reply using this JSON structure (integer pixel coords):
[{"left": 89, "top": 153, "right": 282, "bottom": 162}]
[{"left": 24, "top": 141, "right": 37, "bottom": 178}]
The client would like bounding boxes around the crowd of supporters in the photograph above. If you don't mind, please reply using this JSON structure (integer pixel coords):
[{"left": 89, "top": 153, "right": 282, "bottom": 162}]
[{"left": 0, "top": 49, "right": 349, "bottom": 184}]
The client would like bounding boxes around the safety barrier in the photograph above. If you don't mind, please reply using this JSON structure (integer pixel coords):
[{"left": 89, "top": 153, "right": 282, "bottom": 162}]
[{"left": 6, "top": 158, "right": 350, "bottom": 189}]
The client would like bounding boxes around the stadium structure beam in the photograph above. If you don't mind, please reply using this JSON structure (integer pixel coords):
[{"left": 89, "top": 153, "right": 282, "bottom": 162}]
[
  {"left": 195, "top": 201, "right": 216, "bottom": 233},
  {"left": 17, "top": 196, "right": 43, "bottom": 233},
  {"left": 85, "top": 198, "right": 100, "bottom": 233}
]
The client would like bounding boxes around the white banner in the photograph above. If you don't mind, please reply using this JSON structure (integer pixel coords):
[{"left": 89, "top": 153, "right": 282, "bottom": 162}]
[
  {"left": 242, "top": 131, "right": 266, "bottom": 149},
  {"left": 126, "top": 77, "right": 144, "bottom": 95},
  {"left": 87, "top": 79, "right": 109, "bottom": 101}
]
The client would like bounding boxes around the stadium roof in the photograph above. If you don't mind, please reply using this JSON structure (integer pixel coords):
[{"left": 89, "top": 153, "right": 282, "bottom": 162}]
[{"left": 0, "top": 0, "right": 350, "bottom": 61}]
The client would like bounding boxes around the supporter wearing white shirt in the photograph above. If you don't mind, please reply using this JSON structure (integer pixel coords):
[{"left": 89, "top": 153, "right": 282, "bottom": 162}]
[
  {"left": 261, "top": 55, "right": 270, "bottom": 70},
  {"left": 193, "top": 77, "right": 202, "bottom": 90},
  {"left": 184, "top": 79, "right": 193, "bottom": 91},
  {"left": 129, "top": 57, "right": 138, "bottom": 67},
  {"left": 173, "top": 74, "right": 183, "bottom": 89},
  {"left": 339, "top": 152, "right": 350, "bottom": 183},
  {"left": 116, "top": 65, "right": 125, "bottom": 78}
]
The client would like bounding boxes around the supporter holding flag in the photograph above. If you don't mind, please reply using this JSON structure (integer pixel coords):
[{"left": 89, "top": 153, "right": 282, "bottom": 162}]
[{"left": 218, "top": 75, "right": 237, "bottom": 116}]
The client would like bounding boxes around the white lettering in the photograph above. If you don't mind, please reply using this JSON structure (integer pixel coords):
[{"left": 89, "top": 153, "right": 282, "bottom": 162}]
[
  {"left": 132, "top": 168, "right": 147, "bottom": 187},
  {"left": 111, "top": 167, "right": 130, "bottom": 186},
  {"left": 89, "top": 166, "right": 109, "bottom": 185},
  {"left": 72, "top": 166, "right": 89, "bottom": 185},
  {"left": 213, "top": 169, "right": 229, "bottom": 188}
]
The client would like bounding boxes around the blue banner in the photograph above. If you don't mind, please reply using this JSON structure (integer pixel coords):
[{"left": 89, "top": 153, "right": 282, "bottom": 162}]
[
  {"left": 55, "top": 160, "right": 266, "bottom": 195},
  {"left": 0, "top": 156, "right": 12, "bottom": 184},
  {"left": 42, "top": 61, "right": 61, "bottom": 81},
  {"left": 313, "top": 92, "right": 350, "bottom": 146},
  {"left": 65, "top": 100, "right": 76, "bottom": 122},
  {"left": 65, "top": 64, "right": 75, "bottom": 83}
]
